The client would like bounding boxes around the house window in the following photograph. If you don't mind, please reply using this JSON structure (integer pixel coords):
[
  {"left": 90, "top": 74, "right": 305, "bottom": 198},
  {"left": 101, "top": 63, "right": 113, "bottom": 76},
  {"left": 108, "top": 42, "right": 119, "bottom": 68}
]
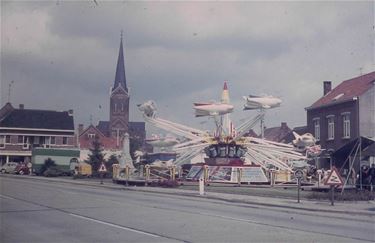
[
  {"left": 327, "top": 116, "right": 335, "bottom": 140},
  {"left": 0, "top": 135, "right": 5, "bottom": 148},
  {"left": 18, "top": 135, "right": 24, "bottom": 144},
  {"left": 5, "top": 135, "right": 11, "bottom": 144},
  {"left": 33, "top": 136, "right": 39, "bottom": 144},
  {"left": 23, "top": 136, "right": 29, "bottom": 149},
  {"left": 44, "top": 137, "right": 50, "bottom": 148},
  {"left": 50, "top": 136, "right": 56, "bottom": 145},
  {"left": 88, "top": 133, "right": 96, "bottom": 139},
  {"left": 62, "top": 137, "right": 68, "bottom": 145},
  {"left": 342, "top": 113, "right": 350, "bottom": 138},
  {"left": 114, "top": 103, "right": 117, "bottom": 112},
  {"left": 313, "top": 118, "right": 320, "bottom": 141}
]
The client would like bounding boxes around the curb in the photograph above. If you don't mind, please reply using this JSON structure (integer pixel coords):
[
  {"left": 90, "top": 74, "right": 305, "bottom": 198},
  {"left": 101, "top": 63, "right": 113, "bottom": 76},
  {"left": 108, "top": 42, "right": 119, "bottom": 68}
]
[{"left": 2, "top": 174, "right": 374, "bottom": 217}]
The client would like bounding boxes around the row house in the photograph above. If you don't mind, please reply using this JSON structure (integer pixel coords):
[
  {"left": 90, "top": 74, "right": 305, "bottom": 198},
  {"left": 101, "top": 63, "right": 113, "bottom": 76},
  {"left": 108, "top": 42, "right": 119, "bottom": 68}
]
[
  {"left": 0, "top": 103, "right": 76, "bottom": 165},
  {"left": 263, "top": 122, "right": 291, "bottom": 142},
  {"left": 305, "top": 71, "right": 375, "bottom": 170}
]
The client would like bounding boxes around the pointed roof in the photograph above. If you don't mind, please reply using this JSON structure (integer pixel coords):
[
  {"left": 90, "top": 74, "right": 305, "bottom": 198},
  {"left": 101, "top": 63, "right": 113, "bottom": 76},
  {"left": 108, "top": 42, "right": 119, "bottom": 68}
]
[
  {"left": 307, "top": 71, "right": 375, "bottom": 109},
  {"left": 0, "top": 106, "right": 74, "bottom": 131},
  {"left": 113, "top": 35, "right": 128, "bottom": 92},
  {"left": 264, "top": 122, "right": 291, "bottom": 142}
]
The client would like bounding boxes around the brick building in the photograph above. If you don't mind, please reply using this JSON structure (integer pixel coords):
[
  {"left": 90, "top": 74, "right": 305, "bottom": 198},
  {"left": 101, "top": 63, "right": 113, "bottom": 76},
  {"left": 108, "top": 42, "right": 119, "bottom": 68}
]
[
  {"left": 305, "top": 71, "right": 375, "bottom": 169},
  {"left": 263, "top": 122, "right": 291, "bottom": 142},
  {"left": 0, "top": 103, "right": 76, "bottom": 165}
]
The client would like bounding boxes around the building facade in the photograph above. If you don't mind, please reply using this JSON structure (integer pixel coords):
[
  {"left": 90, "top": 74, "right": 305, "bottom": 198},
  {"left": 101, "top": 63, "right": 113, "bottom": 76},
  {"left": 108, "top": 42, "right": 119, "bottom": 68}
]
[
  {"left": 305, "top": 71, "right": 375, "bottom": 169},
  {"left": 263, "top": 122, "right": 291, "bottom": 142},
  {"left": 0, "top": 103, "right": 76, "bottom": 165}
]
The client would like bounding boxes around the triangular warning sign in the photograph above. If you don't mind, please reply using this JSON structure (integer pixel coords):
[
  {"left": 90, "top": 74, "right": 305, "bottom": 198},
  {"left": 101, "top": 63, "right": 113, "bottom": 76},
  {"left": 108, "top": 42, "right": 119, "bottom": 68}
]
[
  {"left": 325, "top": 167, "right": 344, "bottom": 186},
  {"left": 98, "top": 163, "right": 107, "bottom": 173}
]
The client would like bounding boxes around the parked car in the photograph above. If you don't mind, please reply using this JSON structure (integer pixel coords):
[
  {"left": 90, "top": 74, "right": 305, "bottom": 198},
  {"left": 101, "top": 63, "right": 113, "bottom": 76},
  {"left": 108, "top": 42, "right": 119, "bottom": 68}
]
[
  {"left": 14, "top": 163, "right": 30, "bottom": 175},
  {"left": 0, "top": 162, "right": 19, "bottom": 173}
]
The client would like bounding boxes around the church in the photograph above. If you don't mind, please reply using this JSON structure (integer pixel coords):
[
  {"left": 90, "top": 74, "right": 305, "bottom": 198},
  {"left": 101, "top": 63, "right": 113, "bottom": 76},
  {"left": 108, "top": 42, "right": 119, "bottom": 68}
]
[{"left": 78, "top": 36, "right": 146, "bottom": 159}]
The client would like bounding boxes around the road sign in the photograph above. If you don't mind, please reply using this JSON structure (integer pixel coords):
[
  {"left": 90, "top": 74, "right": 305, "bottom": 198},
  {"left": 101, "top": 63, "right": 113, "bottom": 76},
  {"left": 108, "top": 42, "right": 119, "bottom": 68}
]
[
  {"left": 325, "top": 167, "right": 344, "bottom": 186},
  {"left": 294, "top": 169, "right": 303, "bottom": 179},
  {"left": 98, "top": 163, "right": 107, "bottom": 173}
]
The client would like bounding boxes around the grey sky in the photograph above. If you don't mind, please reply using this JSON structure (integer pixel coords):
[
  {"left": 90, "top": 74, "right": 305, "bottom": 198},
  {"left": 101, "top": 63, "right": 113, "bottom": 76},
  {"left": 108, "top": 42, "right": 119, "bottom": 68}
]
[{"left": 1, "top": 1, "right": 374, "bottom": 135}]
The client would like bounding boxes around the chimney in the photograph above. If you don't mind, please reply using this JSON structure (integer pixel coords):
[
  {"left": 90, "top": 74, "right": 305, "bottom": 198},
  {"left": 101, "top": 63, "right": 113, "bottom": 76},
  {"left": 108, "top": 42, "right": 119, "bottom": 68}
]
[
  {"left": 78, "top": 124, "right": 84, "bottom": 135},
  {"left": 323, "top": 81, "right": 332, "bottom": 96},
  {"left": 68, "top": 109, "right": 73, "bottom": 116},
  {"left": 19, "top": 104, "right": 24, "bottom": 109},
  {"left": 281, "top": 122, "right": 288, "bottom": 130}
]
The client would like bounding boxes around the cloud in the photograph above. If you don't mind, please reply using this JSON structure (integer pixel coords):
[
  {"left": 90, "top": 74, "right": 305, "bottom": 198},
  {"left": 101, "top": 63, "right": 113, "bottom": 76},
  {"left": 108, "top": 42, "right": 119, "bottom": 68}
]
[{"left": 1, "top": 1, "right": 374, "bottom": 135}]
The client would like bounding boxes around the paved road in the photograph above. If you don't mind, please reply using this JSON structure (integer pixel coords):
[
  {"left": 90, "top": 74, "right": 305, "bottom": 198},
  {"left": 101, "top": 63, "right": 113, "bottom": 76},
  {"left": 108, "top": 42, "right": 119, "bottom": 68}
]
[{"left": 1, "top": 176, "right": 374, "bottom": 242}]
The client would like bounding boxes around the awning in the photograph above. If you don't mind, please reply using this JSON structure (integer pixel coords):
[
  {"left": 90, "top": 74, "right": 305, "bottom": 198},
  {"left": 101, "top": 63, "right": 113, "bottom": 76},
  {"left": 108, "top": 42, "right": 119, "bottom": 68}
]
[{"left": 333, "top": 136, "right": 375, "bottom": 159}]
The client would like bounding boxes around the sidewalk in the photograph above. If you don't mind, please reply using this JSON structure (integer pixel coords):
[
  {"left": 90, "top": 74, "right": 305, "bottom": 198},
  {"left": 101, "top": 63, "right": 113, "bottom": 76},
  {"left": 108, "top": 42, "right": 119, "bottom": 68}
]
[{"left": 3, "top": 174, "right": 375, "bottom": 217}]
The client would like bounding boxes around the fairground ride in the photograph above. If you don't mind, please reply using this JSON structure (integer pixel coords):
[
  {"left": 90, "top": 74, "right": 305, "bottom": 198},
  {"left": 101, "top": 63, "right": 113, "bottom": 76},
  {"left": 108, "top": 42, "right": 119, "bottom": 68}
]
[{"left": 138, "top": 83, "right": 306, "bottom": 173}]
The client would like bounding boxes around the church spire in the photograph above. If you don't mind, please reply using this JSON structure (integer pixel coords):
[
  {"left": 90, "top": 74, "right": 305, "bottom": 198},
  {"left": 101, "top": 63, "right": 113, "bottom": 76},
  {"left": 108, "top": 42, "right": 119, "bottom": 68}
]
[{"left": 113, "top": 32, "right": 128, "bottom": 92}]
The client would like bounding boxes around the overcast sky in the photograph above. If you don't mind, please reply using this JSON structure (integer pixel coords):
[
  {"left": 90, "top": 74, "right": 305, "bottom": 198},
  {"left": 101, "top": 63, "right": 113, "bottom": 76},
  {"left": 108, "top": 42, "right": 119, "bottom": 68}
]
[{"left": 1, "top": 1, "right": 374, "bottom": 135}]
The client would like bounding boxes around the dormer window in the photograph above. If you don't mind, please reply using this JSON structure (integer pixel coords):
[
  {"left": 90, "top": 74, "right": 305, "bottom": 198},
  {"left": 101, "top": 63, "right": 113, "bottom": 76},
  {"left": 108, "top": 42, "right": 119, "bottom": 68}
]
[{"left": 332, "top": 93, "right": 344, "bottom": 101}]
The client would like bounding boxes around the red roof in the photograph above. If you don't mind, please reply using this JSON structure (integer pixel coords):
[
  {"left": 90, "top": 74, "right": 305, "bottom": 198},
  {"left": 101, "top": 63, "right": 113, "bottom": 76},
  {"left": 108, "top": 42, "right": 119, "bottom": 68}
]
[
  {"left": 79, "top": 125, "right": 121, "bottom": 150},
  {"left": 308, "top": 71, "right": 375, "bottom": 109},
  {"left": 264, "top": 123, "right": 291, "bottom": 142}
]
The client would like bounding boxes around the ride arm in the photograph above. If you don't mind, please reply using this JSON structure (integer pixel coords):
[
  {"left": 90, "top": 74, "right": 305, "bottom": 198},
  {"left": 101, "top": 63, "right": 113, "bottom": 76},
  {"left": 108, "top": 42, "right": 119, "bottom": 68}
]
[
  {"left": 245, "top": 146, "right": 293, "bottom": 172},
  {"left": 174, "top": 144, "right": 209, "bottom": 166},
  {"left": 234, "top": 112, "right": 265, "bottom": 140},
  {"left": 143, "top": 115, "right": 203, "bottom": 140}
]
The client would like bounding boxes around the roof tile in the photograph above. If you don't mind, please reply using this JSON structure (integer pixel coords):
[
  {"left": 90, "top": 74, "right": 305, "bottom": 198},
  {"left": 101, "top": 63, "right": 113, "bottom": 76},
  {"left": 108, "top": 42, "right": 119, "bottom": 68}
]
[{"left": 308, "top": 71, "right": 375, "bottom": 109}]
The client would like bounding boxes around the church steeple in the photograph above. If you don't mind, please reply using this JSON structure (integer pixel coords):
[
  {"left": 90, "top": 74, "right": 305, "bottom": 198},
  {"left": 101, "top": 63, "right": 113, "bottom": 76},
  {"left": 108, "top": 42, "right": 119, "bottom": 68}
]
[
  {"left": 109, "top": 32, "right": 130, "bottom": 143},
  {"left": 113, "top": 32, "right": 128, "bottom": 92}
]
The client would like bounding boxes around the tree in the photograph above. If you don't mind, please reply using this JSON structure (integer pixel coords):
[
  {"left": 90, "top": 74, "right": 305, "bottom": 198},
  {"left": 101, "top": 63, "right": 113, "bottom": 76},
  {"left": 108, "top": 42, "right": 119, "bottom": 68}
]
[
  {"left": 130, "top": 135, "right": 143, "bottom": 160},
  {"left": 106, "top": 154, "right": 119, "bottom": 168},
  {"left": 85, "top": 136, "right": 105, "bottom": 172}
]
